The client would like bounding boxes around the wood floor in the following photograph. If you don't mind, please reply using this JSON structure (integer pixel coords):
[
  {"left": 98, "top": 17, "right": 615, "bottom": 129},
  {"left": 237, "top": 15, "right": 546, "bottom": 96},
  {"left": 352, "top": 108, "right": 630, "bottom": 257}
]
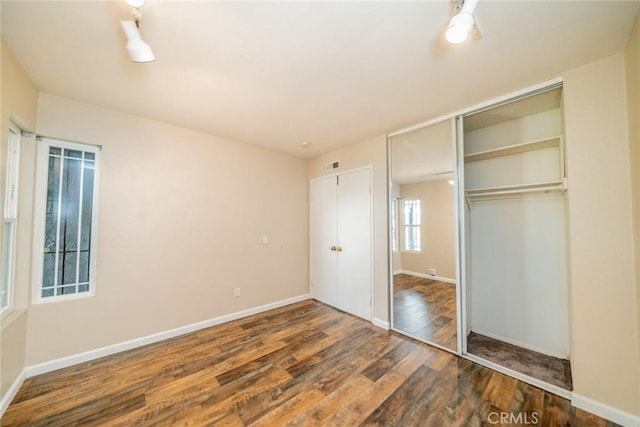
[
  {"left": 467, "top": 332, "right": 573, "bottom": 391},
  {"left": 2, "top": 300, "right": 615, "bottom": 426},
  {"left": 393, "top": 273, "right": 457, "bottom": 350}
]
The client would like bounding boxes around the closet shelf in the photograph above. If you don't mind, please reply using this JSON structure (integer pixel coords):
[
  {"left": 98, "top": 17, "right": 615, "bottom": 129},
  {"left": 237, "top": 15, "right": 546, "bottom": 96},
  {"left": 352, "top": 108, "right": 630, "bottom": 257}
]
[
  {"left": 465, "top": 180, "right": 565, "bottom": 199},
  {"left": 464, "top": 136, "right": 561, "bottom": 163}
]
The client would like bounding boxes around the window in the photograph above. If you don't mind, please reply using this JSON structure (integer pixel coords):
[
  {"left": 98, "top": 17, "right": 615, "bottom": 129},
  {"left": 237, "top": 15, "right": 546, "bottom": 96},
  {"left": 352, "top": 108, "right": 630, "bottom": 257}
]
[
  {"left": 403, "top": 199, "right": 421, "bottom": 252},
  {"left": 34, "top": 138, "right": 100, "bottom": 302},
  {"left": 390, "top": 198, "right": 398, "bottom": 252},
  {"left": 1, "top": 128, "right": 21, "bottom": 314}
]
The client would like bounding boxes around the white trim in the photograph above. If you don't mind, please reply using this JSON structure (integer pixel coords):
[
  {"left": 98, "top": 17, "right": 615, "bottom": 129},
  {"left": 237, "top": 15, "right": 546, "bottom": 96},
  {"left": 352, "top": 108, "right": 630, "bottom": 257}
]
[
  {"left": 24, "top": 294, "right": 311, "bottom": 378},
  {"left": 470, "top": 328, "right": 568, "bottom": 360},
  {"left": 365, "top": 165, "right": 374, "bottom": 323},
  {"left": 572, "top": 394, "right": 640, "bottom": 427},
  {"left": 0, "top": 368, "right": 26, "bottom": 417},
  {"left": 0, "top": 127, "right": 21, "bottom": 315},
  {"left": 452, "top": 116, "right": 465, "bottom": 355},
  {"left": 392, "top": 269, "right": 403, "bottom": 275},
  {"left": 372, "top": 317, "right": 390, "bottom": 330},
  {"left": 3, "top": 127, "right": 21, "bottom": 219},
  {"left": 387, "top": 136, "right": 395, "bottom": 332},
  {"left": 31, "top": 138, "right": 101, "bottom": 304},
  {"left": 309, "top": 164, "right": 373, "bottom": 182},
  {"left": 463, "top": 353, "right": 571, "bottom": 399},
  {"left": 390, "top": 197, "right": 398, "bottom": 253},
  {"left": 396, "top": 269, "right": 456, "bottom": 284}
]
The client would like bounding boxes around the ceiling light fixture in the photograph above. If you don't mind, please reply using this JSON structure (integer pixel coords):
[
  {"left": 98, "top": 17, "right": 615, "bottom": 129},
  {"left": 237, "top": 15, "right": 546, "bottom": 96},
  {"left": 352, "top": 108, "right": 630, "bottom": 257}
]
[
  {"left": 123, "top": 0, "right": 145, "bottom": 8},
  {"left": 120, "top": 0, "right": 155, "bottom": 63},
  {"left": 444, "top": 0, "right": 479, "bottom": 45},
  {"left": 121, "top": 20, "right": 155, "bottom": 62}
]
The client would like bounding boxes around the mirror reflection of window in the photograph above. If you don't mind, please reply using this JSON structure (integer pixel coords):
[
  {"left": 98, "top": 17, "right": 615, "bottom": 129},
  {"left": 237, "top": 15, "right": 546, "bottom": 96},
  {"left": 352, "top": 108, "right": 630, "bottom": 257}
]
[
  {"left": 402, "top": 199, "right": 421, "bottom": 252},
  {"left": 390, "top": 198, "right": 399, "bottom": 252}
]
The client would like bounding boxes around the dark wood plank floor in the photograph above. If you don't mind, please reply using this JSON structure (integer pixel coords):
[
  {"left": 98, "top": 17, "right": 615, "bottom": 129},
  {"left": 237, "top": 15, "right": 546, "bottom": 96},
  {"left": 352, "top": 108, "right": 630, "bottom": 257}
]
[
  {"left": 2, "top": 300, "right": 614, "bottom": 426},
  {"left": 467, "top": 332, "right": 573, "bottom": 391},
  {"left": 393, "top": 273, "right": 457, "bottom": 350}
]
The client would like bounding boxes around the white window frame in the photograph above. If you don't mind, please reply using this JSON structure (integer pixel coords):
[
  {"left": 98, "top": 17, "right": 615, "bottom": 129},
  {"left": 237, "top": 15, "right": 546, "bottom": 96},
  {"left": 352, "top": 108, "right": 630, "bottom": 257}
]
[
  {"left": 402, "top": 198, "right": 422, "bottom": 253},
  {"left": 32, "top": 137, "right": 101, "bottom": 304},
  {"left": 1, "top": 127, "right": 21, "bottom": 315},
  {"left": 390, "top": 198, "right": 399, "bottom": 253}
]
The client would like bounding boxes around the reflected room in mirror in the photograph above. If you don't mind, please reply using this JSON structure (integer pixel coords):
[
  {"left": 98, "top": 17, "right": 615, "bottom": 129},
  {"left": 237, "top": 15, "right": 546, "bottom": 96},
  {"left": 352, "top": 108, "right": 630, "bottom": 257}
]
[{"left": 389, "top": 119, "right": 458, "bottom": 351}]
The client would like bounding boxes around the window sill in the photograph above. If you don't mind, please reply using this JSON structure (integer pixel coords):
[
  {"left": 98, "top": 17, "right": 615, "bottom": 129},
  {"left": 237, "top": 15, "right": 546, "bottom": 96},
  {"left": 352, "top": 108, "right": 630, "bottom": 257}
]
[
  {"left": 32, "top": 291, "right": 95, "bottom": 305},
  {"left": 1, "top": 307, "right": 27, "bottom": 332}
]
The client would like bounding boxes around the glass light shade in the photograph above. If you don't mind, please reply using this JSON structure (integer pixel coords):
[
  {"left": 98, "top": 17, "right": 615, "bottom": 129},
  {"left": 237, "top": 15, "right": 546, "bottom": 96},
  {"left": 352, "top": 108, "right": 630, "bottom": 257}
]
[
  {"left": 123, "top": 0, "right": 145, "bottom": 8},
  {"left": 444, "top": 13, "right": 474, "bottom": 44}
]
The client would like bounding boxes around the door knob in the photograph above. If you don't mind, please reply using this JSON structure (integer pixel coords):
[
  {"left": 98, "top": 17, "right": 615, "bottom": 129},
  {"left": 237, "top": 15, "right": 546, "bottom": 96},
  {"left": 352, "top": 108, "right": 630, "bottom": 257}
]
[{"left": 330, "top": 246, "right": 337, "bottom": 251}]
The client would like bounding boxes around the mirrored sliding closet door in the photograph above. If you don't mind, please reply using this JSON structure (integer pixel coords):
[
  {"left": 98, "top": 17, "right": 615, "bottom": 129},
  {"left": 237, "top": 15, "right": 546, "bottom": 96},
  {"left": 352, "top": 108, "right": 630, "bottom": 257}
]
[{"left": 388, "top": 118, "right": 461, "bottom": 352}]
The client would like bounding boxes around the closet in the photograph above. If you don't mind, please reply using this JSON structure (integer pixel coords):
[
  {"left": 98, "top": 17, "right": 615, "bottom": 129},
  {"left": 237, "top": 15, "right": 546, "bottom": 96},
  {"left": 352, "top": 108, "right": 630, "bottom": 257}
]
[
  {"left": 461, "top": 86, "right": 572, "bottom": 391},
  {"left": 310, "top": 167, "right": 372, "bottom": 320}
]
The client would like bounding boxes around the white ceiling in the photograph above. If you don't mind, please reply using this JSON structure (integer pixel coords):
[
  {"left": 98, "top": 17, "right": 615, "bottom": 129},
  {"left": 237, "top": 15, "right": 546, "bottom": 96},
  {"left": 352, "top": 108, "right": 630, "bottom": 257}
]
[{"left": 2, "top": 1, "right": 639, "bottom": 159}]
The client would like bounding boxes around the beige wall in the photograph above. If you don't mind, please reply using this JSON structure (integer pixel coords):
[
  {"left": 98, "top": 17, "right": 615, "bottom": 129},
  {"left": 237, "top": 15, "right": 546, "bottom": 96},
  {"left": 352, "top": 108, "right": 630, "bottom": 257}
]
[
  {"left": 0, "top": 39, "right": 38, "bottom": 399},
  {"left": 309, "top": 135, "right": 389, "bottom": 323},
  {"left": 25, "top": 93, "right": 309, "bottom": 365},
  {"left": 625, "top": 10, "right": 640, "bottom": 372},
  {"left": 399, "top": 179, "right": 456, "bottom": 280},
  {"left": 563, "top": 53, "right": 640, "bottom": 415},
  {"left": 0, "top": 39, "right": 38, "bottom": 400}
]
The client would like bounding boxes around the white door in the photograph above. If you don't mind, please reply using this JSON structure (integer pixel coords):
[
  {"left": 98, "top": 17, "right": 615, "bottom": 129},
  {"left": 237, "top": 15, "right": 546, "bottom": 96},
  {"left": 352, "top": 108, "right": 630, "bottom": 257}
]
[
  {"left": 336, "top": 169, "right": 372, "bottom": 320},
  {"left": 310, "top": 168, "right": 372, "bottom": 321},
  {"left": 310, "top": 176, "right": 338, "bottom": 308}
]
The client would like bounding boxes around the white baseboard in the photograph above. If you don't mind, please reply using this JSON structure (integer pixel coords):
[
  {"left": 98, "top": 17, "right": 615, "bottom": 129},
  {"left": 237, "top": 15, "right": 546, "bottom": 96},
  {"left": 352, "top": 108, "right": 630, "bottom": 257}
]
[
  {"left": 24, "top": 294, "right": 312, "bottom": 378},
  {"left": 0, "top": 368, "right": 26, "bottom": 417},
  {"left": 572, "top": 394, "right": 640, "bottom": 427},
  {"left": 372, "top": 317, "right": 390, "bottom": 330},
  {"left": 392, "top": 270, "right": 403, "bottom": 275},
  {"left": 471, "top": 328, "right": 568, "bottom": 360},
  {"left": 397, "top": 270, "right": 456, "bottom": 284}
]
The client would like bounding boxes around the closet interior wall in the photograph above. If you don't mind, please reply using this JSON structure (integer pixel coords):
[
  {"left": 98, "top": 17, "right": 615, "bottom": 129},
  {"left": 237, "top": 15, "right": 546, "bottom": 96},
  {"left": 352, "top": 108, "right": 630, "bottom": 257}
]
[{"left": 462, "top": 88, "right": 571, "bottom": 363}]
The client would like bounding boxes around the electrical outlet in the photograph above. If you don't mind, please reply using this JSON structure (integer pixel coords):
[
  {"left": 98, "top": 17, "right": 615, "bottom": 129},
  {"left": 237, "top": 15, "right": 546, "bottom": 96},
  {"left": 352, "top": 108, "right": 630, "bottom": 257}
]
[
  {"left": 234, "top": 288, "right": 240, "bottom": 297},
  {"left": 428, "top": 268, "right": 436, "bottom": 276}
]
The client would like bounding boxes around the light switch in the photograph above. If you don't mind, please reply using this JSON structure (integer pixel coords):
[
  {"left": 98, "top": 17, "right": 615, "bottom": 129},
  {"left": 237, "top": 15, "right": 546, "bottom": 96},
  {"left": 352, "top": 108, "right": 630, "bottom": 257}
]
[{"left": 262, "top": 235, "right": 269, "bottom": 244}]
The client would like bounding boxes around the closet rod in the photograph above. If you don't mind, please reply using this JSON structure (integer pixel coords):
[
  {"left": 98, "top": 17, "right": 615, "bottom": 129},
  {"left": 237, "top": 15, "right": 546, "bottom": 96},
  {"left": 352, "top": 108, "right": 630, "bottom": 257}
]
[{"left": 466, "top": 186, "right": 565, "bottom": 202}]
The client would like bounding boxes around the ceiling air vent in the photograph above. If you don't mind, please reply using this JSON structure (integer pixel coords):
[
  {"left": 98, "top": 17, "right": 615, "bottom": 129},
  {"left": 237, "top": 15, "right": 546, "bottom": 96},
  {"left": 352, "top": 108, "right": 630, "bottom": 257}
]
[{"left": 326, "top": 161, "right": 339, "bottom": 170}]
